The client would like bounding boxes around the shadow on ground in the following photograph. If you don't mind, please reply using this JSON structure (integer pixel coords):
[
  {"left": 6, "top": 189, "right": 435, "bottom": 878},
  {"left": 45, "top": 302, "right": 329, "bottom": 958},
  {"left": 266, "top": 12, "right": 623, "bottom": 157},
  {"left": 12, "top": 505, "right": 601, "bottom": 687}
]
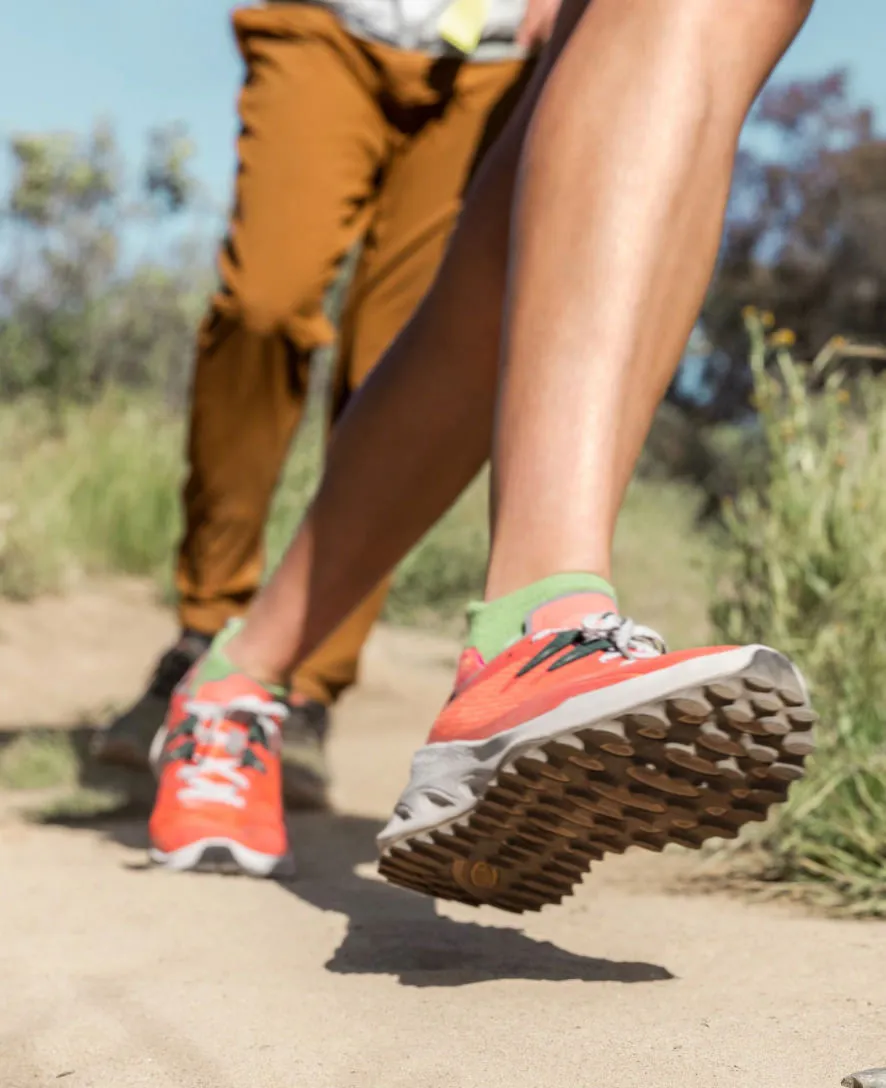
[
  {"left": 273, "top": 811, "right": 675, "bottom": 988},
  {"left": 1, "top": 724, "right": 675, "bottom": 989},
  {"left": 0, "top": 722, "right": 157, "bottom": 818}
]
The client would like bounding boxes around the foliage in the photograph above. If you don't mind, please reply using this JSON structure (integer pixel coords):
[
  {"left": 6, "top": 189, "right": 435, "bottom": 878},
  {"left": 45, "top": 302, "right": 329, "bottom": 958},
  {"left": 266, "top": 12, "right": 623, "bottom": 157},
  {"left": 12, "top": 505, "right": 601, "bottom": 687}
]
[
  {"left": 0, "top": 389, "right": 712, "bottom": 648},
  {"left": 712, "top": 309, "right": 886, "bottom": 914},
  {"left": 0, "top": 122, "right": 211, "bottom": 418},
  {"left": 695, "top": 70, "right": 886, "bottom": 421}
]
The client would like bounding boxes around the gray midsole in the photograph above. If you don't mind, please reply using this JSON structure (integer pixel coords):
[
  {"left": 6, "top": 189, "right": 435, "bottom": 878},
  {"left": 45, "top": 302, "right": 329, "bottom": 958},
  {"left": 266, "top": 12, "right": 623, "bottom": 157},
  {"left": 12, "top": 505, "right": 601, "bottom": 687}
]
[{"left": 377, "top": 644, "right": 785, "bottom": 851}]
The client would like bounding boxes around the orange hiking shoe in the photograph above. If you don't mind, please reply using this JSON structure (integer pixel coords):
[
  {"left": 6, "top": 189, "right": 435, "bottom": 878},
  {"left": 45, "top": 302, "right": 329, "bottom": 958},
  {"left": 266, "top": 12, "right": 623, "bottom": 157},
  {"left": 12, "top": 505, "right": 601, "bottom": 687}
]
[
  {"left": 379, "top": 599, "right": 817, "bottom": 913},
  {"left": 148, "top": 631, "right": 293, "bottom": 877}
]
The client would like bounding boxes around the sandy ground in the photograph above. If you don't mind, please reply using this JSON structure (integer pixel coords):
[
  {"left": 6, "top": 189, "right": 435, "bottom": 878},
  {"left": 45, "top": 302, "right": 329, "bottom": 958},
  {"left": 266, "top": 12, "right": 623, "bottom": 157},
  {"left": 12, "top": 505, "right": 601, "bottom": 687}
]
[{"left": 1, "top": 582, "right": 883, "bottom": 1088}]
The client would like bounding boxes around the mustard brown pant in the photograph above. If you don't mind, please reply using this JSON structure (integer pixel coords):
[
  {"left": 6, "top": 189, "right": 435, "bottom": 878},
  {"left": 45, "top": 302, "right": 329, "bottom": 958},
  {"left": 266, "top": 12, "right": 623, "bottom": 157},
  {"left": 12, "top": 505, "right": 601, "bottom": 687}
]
[{"left": 175, "top": 3, "right": 530, "bottom": 705}]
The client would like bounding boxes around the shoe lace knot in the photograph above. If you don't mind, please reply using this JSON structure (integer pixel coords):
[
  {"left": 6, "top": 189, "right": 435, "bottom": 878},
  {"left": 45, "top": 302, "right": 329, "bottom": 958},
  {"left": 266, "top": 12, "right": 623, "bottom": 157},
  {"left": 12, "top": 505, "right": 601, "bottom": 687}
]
[
  {"left": 171, "top": 694, "right": 289, "bottom": 808},
  {"left": 580, "top": 611, "right": 666, "bottom": 661},
  {"left": 521, "top": 611, "right": 666, "bottom": 675}
]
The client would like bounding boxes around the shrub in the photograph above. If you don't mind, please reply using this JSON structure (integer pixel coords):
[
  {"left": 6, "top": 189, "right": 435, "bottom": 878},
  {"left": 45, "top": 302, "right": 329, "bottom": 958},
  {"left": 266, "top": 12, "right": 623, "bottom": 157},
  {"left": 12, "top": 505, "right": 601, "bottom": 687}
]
[{"left": 712, "top": 311, "right": 886, "bottom": 914}]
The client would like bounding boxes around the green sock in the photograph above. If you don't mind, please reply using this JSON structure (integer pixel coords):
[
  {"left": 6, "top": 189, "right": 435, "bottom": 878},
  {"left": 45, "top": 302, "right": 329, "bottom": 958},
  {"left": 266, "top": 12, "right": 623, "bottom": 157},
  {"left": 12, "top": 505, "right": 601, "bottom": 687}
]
[
  {"left": 192, "top": 619, "right": 288, "bottom": 697},
  {"left": 466, "top": 572, "right": 617, "bottom": 662}
]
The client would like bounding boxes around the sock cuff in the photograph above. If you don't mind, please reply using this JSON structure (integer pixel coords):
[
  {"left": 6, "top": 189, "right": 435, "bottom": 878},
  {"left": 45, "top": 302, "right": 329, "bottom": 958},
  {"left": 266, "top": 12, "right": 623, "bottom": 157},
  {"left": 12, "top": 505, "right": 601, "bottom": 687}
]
[
  {"left": 467, "top": 572, "right": 616, "bottom": 662},
  {"left": 195, "top": 619, "right": 289, "bottom": 698}
]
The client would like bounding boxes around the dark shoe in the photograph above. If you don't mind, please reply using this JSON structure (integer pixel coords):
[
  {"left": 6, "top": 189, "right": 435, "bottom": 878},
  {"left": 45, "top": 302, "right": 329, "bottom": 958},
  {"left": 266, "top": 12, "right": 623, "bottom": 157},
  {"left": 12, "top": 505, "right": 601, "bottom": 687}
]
[
  {"left": 92, "top": 630, "right": 212, "bottom": 770},
  {"left": 280, "top": 698, "right": 330, "bottom": 811}
]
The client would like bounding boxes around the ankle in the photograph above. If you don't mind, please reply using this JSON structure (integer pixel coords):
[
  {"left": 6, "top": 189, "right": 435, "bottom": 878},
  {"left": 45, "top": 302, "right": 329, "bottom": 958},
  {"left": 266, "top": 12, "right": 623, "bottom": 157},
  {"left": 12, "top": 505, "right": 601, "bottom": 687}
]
[
  {"left": 224, "top": 630, "right": 292, "bottom": 691},
  {"left": 484, "top": 552, "right": 613, "bottom": 604},
  {"left": 468, "top": 572, "right": 617, "bottom": 661}
]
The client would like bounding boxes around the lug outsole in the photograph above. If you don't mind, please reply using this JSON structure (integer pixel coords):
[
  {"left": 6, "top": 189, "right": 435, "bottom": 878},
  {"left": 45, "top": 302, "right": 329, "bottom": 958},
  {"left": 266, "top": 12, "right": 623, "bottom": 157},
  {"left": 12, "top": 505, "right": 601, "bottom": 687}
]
[{"left": 379, "top": 650, "right": 816, "bottom": 914}]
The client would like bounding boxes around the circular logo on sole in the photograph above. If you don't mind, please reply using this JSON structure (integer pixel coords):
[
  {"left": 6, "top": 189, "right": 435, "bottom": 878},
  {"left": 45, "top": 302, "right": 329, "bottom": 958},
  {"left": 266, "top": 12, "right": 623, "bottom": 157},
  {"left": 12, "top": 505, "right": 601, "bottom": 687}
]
[{"left": 453, "top": 859, "right": 500, "bottom": 892}]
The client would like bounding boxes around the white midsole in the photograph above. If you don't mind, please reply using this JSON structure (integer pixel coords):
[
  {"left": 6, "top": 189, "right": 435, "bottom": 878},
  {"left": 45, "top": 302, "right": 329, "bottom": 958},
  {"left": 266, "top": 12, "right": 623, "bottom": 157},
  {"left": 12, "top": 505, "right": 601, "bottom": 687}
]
[{"left": 149, "top": 837, "right": 293, "bottom": 877}]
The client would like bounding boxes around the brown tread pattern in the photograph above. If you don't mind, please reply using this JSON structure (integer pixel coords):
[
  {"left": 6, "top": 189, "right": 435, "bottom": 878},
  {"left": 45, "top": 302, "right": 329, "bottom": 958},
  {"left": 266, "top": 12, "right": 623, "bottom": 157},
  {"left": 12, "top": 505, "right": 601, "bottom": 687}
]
[{"left": 379, "top": 656, "right": 816, "bottom": 914}]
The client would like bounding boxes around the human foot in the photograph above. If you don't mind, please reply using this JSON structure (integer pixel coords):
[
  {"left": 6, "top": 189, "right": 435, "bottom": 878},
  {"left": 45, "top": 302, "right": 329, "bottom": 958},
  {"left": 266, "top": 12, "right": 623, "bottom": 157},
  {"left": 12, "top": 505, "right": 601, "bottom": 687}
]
[
  {"left": 379, "top": 599, "right": 816, "bottom": 912},
  {"left": 148, "top": 628, "right": 294, "bottom": 876}
]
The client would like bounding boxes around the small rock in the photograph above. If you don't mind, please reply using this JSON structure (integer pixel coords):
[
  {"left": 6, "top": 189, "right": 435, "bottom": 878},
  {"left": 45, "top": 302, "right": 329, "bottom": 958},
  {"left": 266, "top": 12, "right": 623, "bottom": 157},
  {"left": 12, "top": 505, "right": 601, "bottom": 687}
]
[{"left": 843, "top": 1070, "right": 886, "bottom": 1088}]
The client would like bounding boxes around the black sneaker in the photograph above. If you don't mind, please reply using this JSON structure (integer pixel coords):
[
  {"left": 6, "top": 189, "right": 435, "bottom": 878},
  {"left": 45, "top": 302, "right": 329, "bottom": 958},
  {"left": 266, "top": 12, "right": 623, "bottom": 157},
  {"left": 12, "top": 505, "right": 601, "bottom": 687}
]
[
  {"left": 280, "top": 698, "right": 331, "bottom": 811},
  {"left": 92, "top": 630, "right": 212, "bottom": 770}
]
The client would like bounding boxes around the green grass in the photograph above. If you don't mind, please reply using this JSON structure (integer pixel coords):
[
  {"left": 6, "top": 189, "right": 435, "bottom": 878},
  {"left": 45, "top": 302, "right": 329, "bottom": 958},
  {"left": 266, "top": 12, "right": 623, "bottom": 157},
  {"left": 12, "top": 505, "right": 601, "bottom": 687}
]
[
  {"left": 0, "top": 732, "right": 79, "bottom": 790},
  {"left": 0, "top": 730, "right": 135, "bottom": 821},
  {"left": 711, "top": 314, "right": 886, "bottom": 915},
  {"left": 615, "top": 479, "right": 712, "bottom": 649},
  {"left": 32, "top": 786, "right": 129, "bottom": 823},
  {"left": 0, "top": 391, "right": 715, "bottom": 642},
  {"left": 0, "top": 395, "right": 183, "bottom": 598},
  {"left": 6, "top": 327, "right": 885, "bottom": 917}
]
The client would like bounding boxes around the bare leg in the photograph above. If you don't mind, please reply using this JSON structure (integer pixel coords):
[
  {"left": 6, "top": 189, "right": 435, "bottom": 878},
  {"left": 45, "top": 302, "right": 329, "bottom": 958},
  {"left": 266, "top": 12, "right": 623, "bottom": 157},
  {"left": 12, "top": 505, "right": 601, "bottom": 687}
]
[
  {"left": 487, "top": 0, "right": 814, "bottom": 594},
  {"left": 230, "top": 46, "right": 567, "bottom": 681},
  {"left": 155, "top": 0, "right": 819, "bottom": 893},
  {"left": 232, "top": 0, "right": 814, "bottom": 683}
]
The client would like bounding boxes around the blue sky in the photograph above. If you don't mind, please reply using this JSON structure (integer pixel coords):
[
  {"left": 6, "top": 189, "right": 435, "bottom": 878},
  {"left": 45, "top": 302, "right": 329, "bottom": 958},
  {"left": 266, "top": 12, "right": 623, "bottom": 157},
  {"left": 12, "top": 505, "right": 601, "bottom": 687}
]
[{"left": 1, "top": 0, "right": 884, "bottom": 213}]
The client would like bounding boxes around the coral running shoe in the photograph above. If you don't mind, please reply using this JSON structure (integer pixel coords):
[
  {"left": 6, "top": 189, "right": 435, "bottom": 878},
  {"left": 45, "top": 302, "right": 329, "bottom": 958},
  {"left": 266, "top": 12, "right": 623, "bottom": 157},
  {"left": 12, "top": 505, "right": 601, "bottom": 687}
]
[
  {"left": 148, "top": 636, "right": 293, "bottom": 877},
  {"left": 379, "top": 602, "right": 817, "bottom": 913}
]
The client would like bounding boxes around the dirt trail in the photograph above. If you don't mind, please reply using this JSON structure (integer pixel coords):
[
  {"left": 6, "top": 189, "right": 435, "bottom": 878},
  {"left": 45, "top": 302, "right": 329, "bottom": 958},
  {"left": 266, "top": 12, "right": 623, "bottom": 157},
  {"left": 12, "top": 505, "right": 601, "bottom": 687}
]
[{"left": 0, "top": 583, "right": 882, "bottom": 1088}]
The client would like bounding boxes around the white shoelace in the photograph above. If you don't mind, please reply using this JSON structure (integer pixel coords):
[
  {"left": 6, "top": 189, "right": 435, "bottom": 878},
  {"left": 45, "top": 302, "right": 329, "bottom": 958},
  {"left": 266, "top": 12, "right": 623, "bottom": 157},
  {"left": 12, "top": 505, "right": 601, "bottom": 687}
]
[
  {"left": 531, "top": 610, "right": 667, "bottom": 663},
  {"left": 174, "top": 694, "right": 289, "bottom": 808}
]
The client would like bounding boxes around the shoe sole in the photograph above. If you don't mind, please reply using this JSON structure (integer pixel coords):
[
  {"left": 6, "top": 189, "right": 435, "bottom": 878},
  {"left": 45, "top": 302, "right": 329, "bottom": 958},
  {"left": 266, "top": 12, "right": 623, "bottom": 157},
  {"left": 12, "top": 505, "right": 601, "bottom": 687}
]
[
  {"left": 378, "top": 648, "right": 816, "bottom": 913},
  {"left": 149, "top": 837, "right": 294, "bottom": 877}
]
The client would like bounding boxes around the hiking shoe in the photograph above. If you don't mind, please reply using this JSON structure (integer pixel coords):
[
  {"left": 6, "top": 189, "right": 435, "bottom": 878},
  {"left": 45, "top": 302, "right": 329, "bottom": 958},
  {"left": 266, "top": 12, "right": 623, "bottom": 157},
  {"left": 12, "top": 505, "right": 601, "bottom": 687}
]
[
  {"left": 280, "top": 697, "right": 330, "bottom": 811},
  {"left": 92, "top": 631, "right": 211, "bottom": 770},
  {"left": 378, "top": 604, "right": 817, "bottom": 913},
  {"left": 148, "top": 631, "right": 293, "bottom": 877},
  {"left": 94, "top": 632, "right": 331, "bottom": 811}
]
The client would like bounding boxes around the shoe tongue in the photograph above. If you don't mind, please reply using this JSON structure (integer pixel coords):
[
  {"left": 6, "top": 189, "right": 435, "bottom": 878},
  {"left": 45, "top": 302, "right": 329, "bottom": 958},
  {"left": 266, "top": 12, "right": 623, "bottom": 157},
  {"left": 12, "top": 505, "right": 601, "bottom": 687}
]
[{"left": 524, "top": 592, "right": 618, "bottom": 635}]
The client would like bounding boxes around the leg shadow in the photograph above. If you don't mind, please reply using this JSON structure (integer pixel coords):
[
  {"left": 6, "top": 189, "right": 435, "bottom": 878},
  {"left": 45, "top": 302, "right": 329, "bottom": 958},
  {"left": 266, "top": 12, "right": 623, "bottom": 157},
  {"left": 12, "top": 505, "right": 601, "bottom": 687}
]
[
  {"left": 276, "top": 811, "right": 675, "bottom": 988},
  {"left": 2, "top": 727, "right": 674, "bottom": 989},
  {"left": 0, "top": 722, "right": 153, "bottom": 850}
]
